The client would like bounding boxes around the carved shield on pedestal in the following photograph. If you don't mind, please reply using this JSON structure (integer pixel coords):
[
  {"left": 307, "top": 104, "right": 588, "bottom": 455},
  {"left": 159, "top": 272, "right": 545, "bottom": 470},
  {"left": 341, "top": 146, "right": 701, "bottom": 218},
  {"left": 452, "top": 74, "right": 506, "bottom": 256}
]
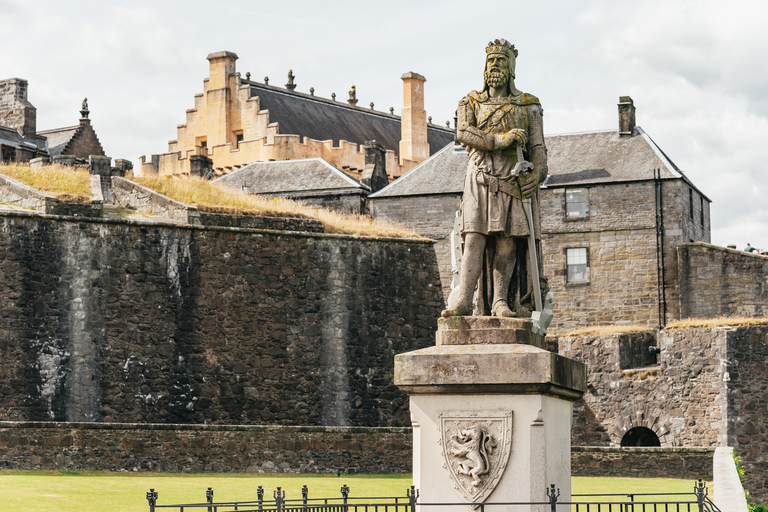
[{"left": 438, "top": 410, "right": 513, "bottom": 505}]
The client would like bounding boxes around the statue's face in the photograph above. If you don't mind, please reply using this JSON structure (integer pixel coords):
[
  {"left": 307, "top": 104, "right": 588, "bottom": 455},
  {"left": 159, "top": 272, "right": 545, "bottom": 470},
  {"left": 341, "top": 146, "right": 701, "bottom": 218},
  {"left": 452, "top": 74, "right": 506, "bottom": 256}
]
[{"left": 484, "top": 53, "right": 511, "bottom": 89}]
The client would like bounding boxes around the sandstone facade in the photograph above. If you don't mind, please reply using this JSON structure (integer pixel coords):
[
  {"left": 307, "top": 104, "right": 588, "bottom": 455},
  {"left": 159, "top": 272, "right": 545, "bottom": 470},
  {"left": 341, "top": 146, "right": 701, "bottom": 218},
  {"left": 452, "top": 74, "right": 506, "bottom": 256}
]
[{"left": 139, "top": 52, "right": 453, "bottom": 180}]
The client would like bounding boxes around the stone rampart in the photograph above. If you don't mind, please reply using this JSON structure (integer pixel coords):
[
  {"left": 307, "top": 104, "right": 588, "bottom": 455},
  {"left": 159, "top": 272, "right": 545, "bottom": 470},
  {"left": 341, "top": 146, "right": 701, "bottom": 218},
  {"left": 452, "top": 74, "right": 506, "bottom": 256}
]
[
  {"left": 0, "top": 421, "right": 411, "bottom": 473},
  {"left": 111, "top": 177, "right": 200, "bottom": 224},
  {"left": 0, "top": 209, "right": 443, "bottom": 427},
  {"left": 571, "top": 446, "right": 715, "bottom": 479},
  {"left": 678, "top": 242, "right": 768, "bottom": 319},
  {"left": 561, "top": 325, "right": 768, "bottom": 502}
]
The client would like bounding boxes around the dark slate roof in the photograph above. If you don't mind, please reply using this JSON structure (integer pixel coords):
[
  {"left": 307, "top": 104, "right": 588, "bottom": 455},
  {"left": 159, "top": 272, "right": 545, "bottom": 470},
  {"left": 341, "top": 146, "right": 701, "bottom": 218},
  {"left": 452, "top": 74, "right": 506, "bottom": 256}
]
[
  {"left": 213, "top": 157, "right": 370, "bottom": 195},
  {"left": 0, "top": 126, "right": 46, "bottom": 151},
  {"left": 37, "top": 125, "right": 79, "bottom": 156},
  {"left": 369, "top": 143, "right": 466, "bottom": 198},
  {"left": 247, "top": 81, "right": 454, "bottom": 156},
  {"left": 370, "top": 127, "right": 708, "bottom": 200},
  {"left": 544, "top": 127, "right": 681, "bottom": 186}
]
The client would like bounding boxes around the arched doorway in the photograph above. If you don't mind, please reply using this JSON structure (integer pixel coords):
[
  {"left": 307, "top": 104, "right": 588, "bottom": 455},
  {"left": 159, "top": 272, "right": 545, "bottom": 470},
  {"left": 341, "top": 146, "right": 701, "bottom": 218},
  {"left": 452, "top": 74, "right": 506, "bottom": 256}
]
[{"left": 621, "top": 426, "right": 661, "bottom": 447}]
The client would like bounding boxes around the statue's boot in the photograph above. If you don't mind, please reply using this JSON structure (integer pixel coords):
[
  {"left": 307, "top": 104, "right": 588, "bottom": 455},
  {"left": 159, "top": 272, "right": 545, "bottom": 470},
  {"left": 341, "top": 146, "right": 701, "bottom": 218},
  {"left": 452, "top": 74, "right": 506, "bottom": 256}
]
[
  {"left": 441, "top": 303, "right": 473, "bottom": 317},
  {"left": 492, "top": 299, "right": 516, "bottom": 317}
]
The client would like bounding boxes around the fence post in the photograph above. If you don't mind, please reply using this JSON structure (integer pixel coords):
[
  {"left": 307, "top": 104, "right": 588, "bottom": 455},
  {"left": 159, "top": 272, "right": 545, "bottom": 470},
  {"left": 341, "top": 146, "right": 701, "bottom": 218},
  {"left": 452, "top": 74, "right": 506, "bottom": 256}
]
[
  {"left": 207, "top": 487, "right": 214, "bottom": 512},
  {"left": 546, "top": 484, "right": 560, "bottom": 512},
  {"left": 694, "top": 479, "right": 706, "bottom": 512},
  {"left": 407, "top": 485, "right": 418, "bottom": 512},
  {"left": 258, "top": 485, "right": 264, "bottom": 511},
  {"left": 146, "top": 489, "right": 158, "bottom": 512},
  {"left": 341, "top": 484, "right": 350, "bottom": 512},
  {"left": 275, "top": 487, "right": 286, "bottom": 512},
  {"left": 303, "top": 485, "right": 309, "bottom": 508}
]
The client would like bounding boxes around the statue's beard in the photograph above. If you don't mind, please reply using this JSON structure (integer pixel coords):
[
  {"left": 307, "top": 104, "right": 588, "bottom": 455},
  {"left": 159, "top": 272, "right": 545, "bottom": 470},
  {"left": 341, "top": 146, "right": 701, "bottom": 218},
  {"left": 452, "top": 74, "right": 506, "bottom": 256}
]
[{"left": 485, "top": 68, "right": 510, "bottom": 89}]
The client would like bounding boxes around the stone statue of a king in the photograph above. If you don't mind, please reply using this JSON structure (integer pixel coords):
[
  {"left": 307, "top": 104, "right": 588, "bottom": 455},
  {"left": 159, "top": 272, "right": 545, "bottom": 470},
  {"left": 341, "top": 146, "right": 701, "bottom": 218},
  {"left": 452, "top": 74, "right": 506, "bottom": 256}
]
[{"left": 442, "top": 39, "right": 548, "bottom": 318}]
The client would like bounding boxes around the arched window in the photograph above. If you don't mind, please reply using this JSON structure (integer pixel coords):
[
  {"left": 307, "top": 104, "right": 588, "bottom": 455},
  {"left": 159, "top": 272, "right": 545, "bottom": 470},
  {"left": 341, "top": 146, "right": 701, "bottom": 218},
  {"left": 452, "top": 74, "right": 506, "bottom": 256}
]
[{"left": 621, "top": 426, "right": 661, "bottom": 447}]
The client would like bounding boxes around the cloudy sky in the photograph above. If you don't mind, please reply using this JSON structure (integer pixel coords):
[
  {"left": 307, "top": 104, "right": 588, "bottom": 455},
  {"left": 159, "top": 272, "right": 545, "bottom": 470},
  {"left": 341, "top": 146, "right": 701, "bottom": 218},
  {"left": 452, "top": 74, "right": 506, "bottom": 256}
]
[{"left": 2, "top": 0, "right": 767, "bottom": 249}]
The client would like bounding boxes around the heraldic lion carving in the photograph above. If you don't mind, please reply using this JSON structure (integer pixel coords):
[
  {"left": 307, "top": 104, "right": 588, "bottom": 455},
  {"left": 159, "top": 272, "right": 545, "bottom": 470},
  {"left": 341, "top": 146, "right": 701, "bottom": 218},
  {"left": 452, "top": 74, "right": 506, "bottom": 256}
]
[{"left": 449, "top": 425, "right": 498, "bottom": 487}]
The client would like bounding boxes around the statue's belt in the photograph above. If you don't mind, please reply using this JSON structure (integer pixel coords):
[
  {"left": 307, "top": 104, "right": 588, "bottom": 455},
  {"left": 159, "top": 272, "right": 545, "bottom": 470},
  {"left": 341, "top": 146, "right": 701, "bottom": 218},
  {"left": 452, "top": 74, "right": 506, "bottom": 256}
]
[{"left": 475, "top": 170, "right": 522, "bottom": 199}]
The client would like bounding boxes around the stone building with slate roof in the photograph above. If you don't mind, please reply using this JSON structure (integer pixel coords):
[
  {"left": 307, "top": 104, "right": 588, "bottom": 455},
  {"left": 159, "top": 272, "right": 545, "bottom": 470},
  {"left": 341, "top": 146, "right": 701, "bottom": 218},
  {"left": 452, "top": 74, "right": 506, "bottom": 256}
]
[
  {"left": 0, "top": 77, "right": 106, "bottom": 164},
  {"left": 138, "top": 51, "right": 454, "bottom": 180},
  {"left": 37, "top": 105, "right": 105, "bottom": 161},
  {"left": 369, "top": 97, "right": 712, "bottom": 334},
  {"left": 0, "top": 78, "right": 48, "bottom": 162},
  {"left": 214, "top": 158, "right": 372, "bottom": 214}
]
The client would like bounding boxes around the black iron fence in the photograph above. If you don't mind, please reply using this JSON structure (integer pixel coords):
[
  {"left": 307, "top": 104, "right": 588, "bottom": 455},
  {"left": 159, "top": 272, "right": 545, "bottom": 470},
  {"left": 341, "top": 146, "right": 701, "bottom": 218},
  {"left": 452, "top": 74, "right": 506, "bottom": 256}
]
[{"left": 147, "top": 481, "right": 721, "bottom": 512}]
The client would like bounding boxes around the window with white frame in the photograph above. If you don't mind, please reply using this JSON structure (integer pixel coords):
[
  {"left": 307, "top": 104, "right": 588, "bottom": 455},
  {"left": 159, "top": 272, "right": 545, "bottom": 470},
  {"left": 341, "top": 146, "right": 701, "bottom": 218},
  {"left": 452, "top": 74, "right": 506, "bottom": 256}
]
[
  {"left": 566, "top": 247, "right": 589, "bottom": 283},
  {"left": 565, "top": 188, "right": 588, "bottom": 218}
]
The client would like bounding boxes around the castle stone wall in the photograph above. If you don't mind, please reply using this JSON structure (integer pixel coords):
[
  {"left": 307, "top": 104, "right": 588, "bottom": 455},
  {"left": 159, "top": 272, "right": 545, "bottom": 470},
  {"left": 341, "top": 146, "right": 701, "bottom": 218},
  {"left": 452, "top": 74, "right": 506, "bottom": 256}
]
[
  {"left": 0, "top": 210, "right": 443, "bottom": 427},
  {"left": 369, "top": 193, "right": 461, "bottom": 303},
  {"left": 0, "top": 422, "right": 411, "bottom": 474},
  {"left": 561, "top": 325, "right": 768, "bottom": 502},
  {"left": 678, "top": 243, "right": 768, "bottom": 319}
]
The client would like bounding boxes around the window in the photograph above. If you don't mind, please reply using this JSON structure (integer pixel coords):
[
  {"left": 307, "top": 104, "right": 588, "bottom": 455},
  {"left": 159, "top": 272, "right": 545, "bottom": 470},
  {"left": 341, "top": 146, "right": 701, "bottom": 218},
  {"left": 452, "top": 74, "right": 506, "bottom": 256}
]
[
  {"left": 565, "top": 188, "right": 588, "bottom": 218},
  {"left": 566, "top": 247, "right": 588, "bottom": 283},
  {"left": 689, "top": 188, "right": 694, "bottom": 219}
]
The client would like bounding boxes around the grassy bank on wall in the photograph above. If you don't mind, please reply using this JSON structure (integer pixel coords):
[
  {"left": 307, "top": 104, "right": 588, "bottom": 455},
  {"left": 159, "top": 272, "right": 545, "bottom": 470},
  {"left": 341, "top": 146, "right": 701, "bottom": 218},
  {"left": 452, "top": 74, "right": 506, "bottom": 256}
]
[{"left": 0, "top": 472, "right": 703, "bottom": 512}]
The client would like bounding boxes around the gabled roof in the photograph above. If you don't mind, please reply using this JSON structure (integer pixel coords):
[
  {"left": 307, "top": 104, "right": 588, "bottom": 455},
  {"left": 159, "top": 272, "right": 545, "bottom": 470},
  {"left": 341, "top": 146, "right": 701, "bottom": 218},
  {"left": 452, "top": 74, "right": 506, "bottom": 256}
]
[
  {"left": 37, "top": 125, "right": 79, "bottom": 156},
  {"left": 369, "top": 143, "right": 466, "bottom": 198},
  {"left": 247, "top": 81, "right": 454, "bottom": 156},
  {"left": 214, "top": 157, "right": 370, "bottom": 195},
  {"left": 370, "top": 127, "right": 710, "bottom": 201},
  {"left": 544, "top": 127, "right": 681, "bottom": 186}
]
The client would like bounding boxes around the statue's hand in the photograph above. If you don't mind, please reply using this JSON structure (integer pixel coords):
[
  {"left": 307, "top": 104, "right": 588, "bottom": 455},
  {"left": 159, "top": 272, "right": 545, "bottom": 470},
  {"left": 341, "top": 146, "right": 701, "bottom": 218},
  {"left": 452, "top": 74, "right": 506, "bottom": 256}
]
[
  {"left": 494, "top": 129, "right": 527, "bottom": 150},
  {"left": 518, "top": 170, "right": 539, "bottom": 198}
]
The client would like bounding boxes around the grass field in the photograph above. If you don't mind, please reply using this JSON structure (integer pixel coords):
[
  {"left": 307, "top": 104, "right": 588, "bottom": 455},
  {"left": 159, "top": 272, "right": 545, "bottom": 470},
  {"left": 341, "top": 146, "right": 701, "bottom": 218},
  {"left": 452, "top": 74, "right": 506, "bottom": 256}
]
[{"left": 0, "top": 471, "right": 705, "bottom": 512}]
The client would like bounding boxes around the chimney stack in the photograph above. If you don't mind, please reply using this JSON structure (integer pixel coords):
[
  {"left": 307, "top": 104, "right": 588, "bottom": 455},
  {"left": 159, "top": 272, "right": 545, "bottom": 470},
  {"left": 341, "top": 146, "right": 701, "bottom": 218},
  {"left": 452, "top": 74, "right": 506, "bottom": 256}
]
[
  {"left": 618, "top": 96, "right": 635, "bottom": 137},
  {"left": 0, "top": 78, "right": 37, "bottom": 138},
  {"left": 400, "top": 72, "right": 429, "bottom": 165},
  {"left": 205, "top": 51, "right": 239, "bottom": 148}
]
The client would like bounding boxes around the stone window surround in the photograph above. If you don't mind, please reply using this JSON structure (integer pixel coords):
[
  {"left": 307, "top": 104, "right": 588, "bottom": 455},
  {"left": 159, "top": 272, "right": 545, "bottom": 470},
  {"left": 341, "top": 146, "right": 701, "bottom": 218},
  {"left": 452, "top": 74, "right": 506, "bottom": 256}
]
[
  {"left": 565, "top": 246, "right": 590, "bottom": 285},
  {"left": 564, "top": 187, "right": 589, "bottom": 221}
]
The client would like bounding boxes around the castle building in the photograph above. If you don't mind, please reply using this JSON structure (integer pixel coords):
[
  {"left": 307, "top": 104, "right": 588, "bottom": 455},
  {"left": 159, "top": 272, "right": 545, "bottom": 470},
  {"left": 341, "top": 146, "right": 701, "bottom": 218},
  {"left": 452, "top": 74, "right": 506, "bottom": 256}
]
[
  {"left": 138, "top": 51, "right": 454, "bottom": 180},
  {"left": 369, "top": 97, "right": 712, "bottom": 334},
  {"left": 0, "top": 77, "right": 106, "bottom": 164}
]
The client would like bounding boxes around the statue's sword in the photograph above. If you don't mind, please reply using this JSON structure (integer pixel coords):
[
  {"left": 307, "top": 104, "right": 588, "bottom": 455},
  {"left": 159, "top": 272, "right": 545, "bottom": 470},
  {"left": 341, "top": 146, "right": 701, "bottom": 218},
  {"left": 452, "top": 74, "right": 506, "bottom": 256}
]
[{"left": 513, "top": 143, "right": 543, "bottom": 313}]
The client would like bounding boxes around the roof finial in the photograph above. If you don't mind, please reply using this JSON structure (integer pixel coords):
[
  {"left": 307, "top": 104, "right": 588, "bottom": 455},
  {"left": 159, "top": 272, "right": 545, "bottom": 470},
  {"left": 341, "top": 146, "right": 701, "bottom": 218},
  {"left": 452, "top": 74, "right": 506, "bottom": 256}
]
[
  {"left": 428, "top": 116, "right": 432, "bottom": 124},
  {"left": 390, "top": 107, "right": 394, "bottom": 115},
  {"left": 348, "top": 85, "right": 358, "bottom": 106},
  {"left": 331, "top": 92, "right": 336, "bottom": 101},
  {"left": 80, "top": 98, "right": 89, "bottom": 119},
  {"left": 245, "top": 72, "right": 251, "bottom": 82},
  {"left": 264, "top": 76, "right": 269, "bottom": 85},
  {"left": 286, "top": 70, "right": 296, "bottom": 91},
  {"left": 310, "top": 87, "right": 315, "bottom": 96},
  {"left": 370, "top": 102, "right": 374, "bottom": 110}
]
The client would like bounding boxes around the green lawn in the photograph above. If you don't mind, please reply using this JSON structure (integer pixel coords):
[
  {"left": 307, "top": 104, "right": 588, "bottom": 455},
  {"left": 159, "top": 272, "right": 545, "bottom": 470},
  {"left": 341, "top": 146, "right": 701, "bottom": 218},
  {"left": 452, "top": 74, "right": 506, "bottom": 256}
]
[{"left": 0, "top": 472, "right": 706, "bottom": 512}]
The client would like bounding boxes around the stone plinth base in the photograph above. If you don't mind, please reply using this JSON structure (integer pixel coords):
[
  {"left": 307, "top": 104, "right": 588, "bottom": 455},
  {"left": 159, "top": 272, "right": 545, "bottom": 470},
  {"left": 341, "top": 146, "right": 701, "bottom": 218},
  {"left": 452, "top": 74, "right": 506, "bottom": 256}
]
[
  {"left": 436, "top": 316, "right": 545, "bottom": 348},
  {"left": 395, "top": 320, "right": 586, "bottom": 511}
]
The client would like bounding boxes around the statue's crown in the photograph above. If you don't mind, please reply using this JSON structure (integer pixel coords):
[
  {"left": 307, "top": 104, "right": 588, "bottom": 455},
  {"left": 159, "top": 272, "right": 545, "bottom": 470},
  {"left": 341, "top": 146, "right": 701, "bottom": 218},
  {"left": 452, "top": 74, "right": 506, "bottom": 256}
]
[{"left": 485, "top": 39, "right": 518, "bottom": 58}]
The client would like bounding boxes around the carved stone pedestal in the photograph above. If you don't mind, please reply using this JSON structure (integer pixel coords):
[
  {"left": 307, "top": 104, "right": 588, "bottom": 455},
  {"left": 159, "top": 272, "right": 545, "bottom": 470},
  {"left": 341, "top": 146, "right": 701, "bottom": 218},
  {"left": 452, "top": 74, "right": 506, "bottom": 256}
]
[{"left": 395, "top": 318, "right": 586, "bottom": 511}]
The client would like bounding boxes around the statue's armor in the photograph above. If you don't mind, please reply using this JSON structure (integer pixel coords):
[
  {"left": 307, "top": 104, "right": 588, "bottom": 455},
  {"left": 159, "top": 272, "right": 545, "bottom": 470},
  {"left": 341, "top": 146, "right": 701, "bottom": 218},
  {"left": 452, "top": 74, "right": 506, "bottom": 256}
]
[{"left": 457, "top": 90, "right": 547, "bottom": 238}]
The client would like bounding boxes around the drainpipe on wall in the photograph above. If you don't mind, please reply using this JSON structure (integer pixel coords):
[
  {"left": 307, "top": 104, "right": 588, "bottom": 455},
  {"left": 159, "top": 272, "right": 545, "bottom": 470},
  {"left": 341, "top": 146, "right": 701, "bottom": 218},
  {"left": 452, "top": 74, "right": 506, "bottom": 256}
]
[{"left": 654, "top": 168, "right": 667, "bottom": 328}]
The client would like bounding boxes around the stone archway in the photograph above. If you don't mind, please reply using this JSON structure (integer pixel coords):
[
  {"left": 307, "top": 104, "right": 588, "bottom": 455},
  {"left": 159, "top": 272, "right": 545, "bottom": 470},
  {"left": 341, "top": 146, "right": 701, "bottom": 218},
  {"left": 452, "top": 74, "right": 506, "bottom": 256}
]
[{"left": 621, "top": 426, "right": 661, "bottom": 447}]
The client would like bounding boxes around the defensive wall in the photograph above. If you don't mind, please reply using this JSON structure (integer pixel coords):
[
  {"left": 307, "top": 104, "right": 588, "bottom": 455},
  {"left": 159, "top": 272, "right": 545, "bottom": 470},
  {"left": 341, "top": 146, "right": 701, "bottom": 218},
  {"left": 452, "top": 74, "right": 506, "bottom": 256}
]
[
  {"left": 0, "top": 208, "right": 443, "bottom": 427},
  {"left": 678, "top": 242, "right": 768, "bottom": 319},
  {"left": 559, "top": 325, "right": 768, "bottom": 502}
]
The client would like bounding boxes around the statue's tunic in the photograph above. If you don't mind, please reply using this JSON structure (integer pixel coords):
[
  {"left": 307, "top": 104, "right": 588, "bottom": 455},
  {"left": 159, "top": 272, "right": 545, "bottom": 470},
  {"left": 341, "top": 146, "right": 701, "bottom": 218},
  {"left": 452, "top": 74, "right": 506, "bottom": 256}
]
[{"left": 458, "top": 90, "right": 547, "bottom": 239}]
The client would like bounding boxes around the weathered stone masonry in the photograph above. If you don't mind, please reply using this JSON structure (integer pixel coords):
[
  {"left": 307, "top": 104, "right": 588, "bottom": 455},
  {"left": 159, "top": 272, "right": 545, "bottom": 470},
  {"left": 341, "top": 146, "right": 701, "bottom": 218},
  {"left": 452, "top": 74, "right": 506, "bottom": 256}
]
[{"left": 0, "top": 210, "right": 443, "bottom": 427}]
